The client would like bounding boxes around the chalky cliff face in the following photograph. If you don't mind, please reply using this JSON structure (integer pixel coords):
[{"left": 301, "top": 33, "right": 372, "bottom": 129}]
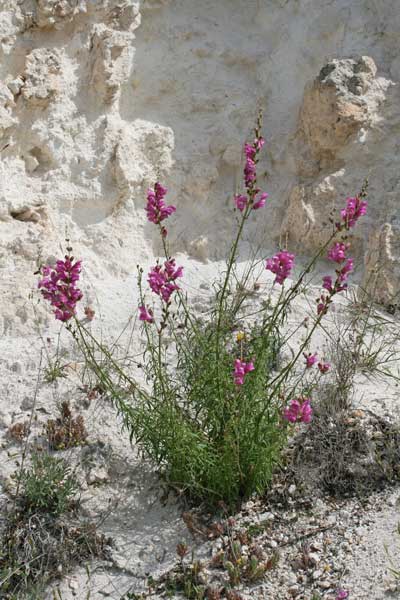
[{"left": 1, "top": 0, "right": 400, "bottom": 336}]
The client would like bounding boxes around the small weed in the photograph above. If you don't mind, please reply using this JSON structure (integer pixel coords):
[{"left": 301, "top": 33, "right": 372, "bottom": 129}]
[
  {"left": 15, "top": 452, "right": 78, "bottom": 516},
  {"left": 43, "top": 358, "right": 69, "bottom": 384},
  {"left": 0, "top": 453, "right": 110, "bottom": 599},
  {"left": 46, "top": 401, "right": 87, "bottom": 450},
  {"left": 7, "top": 421, "right": 30, "bottom": 442}
]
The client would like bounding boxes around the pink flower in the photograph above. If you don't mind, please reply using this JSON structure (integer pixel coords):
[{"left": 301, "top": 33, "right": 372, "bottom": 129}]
[
  {"left": 283, "top": 397, "right": 313, "bottom": 424},
  {"left": 266, "top": 250, "right": 295, "bottom": 285},
  {"left": 339, "top": 196, "right": 367, "bottom": 229},
  {"left": 244, "top": 157, "right": 256, "bottom": 187},
  {"left": 148, "top": 259, "right": 183, "bottom": 303},
  {"left": 304, "top": 353, "right": 318, "bottom": 368},
  {"left": 233, "top": 359, "right": 255, "bottom": 386},
  {"left": 328, "top": 242, "right": 349, "bottom": 264},
  {"left": 283, "top": 398, "right": 301, "bottom": 423},
  {"left": 300, "top": 398, "right": 313, "bottom": 423},
  {"left": 253, "top": 191, "right": 268, "bottom": 210},
  {"left": 337, "top": 258, "right": 354, "bottom": 283},
  {"left": 335, "top": 590, "right": 349, "bottom": 600},
  {"left": 139, "top": 305, "right": 154, "bottom": 323},
  {"left": 322, "top": 275, "right": 333, "bottom": 292},
  {"left": 146, "top": 182, "right": 176, "bottom": 226},
  {"left": 235, "top": 194, "right": 248, "bottom": 212},
  {"left": 318, "top": 361, "right": 331, "bottom": 374},
  {"left": 38, "top": 256, "right": 83, "bottom": 322},
  {"left": 244, "top": 143, "right": 256, "bottom": 160}
]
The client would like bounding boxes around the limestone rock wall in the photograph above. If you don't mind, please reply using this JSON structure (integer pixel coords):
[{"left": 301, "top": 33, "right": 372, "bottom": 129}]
[{"left": 1, "top": 0, "right": 400, "bottom": 333}]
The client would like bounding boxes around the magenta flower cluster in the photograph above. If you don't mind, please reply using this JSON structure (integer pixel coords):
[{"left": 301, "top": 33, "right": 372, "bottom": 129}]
[
  {"left": 148, "top": 259, "right": 183, "bottom": 303},
  {"left": 233, "top": 358, "right": 255, "bottom": 386},
  {"left": 234, "top": 135, "right": 268, "bottom": 213},
  {"left": 265, "top": 250, "right": 295, "bottom": 285},
  {"left": 336, "top": 590, "right": 349, "bottom": 600},
  {"left": 318, "top": 195, "right": 367, "bottom": 315},
  {"left": 38, "top": 256, "right": 83, "bottom": 322},
  {"left": 146, "top": 182, "right": 176, "bottom": 236},
  {"left": 244, "top": 141, "right": 260, "bottom": 187},
  {"left": 338, "top": 196, "right": 367, "bottom": 230},
  {"left": 283, "top": 397, "right": 312, "bottom": 424}
]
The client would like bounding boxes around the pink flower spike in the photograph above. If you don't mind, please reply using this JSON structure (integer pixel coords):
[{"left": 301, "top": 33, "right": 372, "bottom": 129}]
[
  {"left": 146, "top": 182, "right": 176, "bottom": 225},
  {"left": 340, "top": 196, "right": 367, "bottom": 229},
  {"left": 266, "top": 250, "right": 295, "bottom": 285},
  {"left": 235, "top": 194, "right": 248, "bottom": 212},
  {"left": 253, "top": 192, "right": 268, "bottom": 210},
  {"left": 139, "top": 305, "right": 154, "bottom": 323},
  {"left": 335, "top": 590, "right": 349, "bottom": 600},
  {"left": 148, "top": 258, "right": 183, "bottom": 303},
  {"left": 318, "top": 361, "right": 331, "bottom": 374},
  {"left": 38, "top": 256, "right": 83, "bottom": 322},
  {"left": 304, "top": 353, "right": 318, "bottom": 368}
]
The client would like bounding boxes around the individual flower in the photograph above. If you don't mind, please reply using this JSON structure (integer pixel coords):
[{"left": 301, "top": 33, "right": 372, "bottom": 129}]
[
  {"left": 339, "top": 196, "right": 367, "bottom": 230},
  {"left": 148, "top": 259, "right": 183, "bottom": 303},
  {"left": 253, "top": 191, "right": 268, "bottom": 210},
  {"left": 283, "top": 397, "right": 313, "bottom": 424},
  {"left": 233, "top": 359, "right": 254, "bottom": 386},
  {"left": 322, "top": 275, "right": 333, "bottom": 293},
  {"left": 236, "top": 331, "right": 245, "bottom": 342},
  {"left": 235, "top": 194, "right": 248, "bottom": 212},
  {"left": 328, "top": 242, "right": 349, "bottom": 264},
  {"left": 335, "top": 590, "right": 349, "bottom": 600},
  {"left": 146, "top": 182, "right": 176, "bottom": 225},
  {"left": 337, "top": 258, "right": 354, "bottom": 283},
  {"left": 38, "top": 256, "right": 83, "bottom": 322},
  {"left": 254, "top": 136, "right": 265, "bottom": 151},
  {"left": 300, "top": 398, "right": 313, "bottom": 423},
  {"left": 244, "top": 142, "right": 256, "bottom": 160},
  {"left": 318, "top": 361, "right": 331, "bottom": 374},
  {"left": 304, "top": 352, "right": 318, "bottom": 368},
  {"left": 138, "top": 305, "right": 154, "bottom": 323},
  {"left": 266, "top": 250, "right": 295, "bottom": 285}
]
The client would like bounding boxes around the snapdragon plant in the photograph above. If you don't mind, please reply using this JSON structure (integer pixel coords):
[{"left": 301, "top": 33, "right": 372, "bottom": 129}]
[{"left": 37, "top": 116, "right": 368, "bottom": 507}]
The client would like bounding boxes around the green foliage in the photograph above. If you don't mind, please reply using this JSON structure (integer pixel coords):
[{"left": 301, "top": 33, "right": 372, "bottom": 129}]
[
  {"left": 0, "top": 454, "right": 107, "bottom": 599},
  {"left": 16, "top": 453, "right": 78, "bottom": 516}
]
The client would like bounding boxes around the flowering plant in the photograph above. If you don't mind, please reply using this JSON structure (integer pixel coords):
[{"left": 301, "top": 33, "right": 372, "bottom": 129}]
[{"left": 38, "top": 115, "right": 367, "bottom": 507}]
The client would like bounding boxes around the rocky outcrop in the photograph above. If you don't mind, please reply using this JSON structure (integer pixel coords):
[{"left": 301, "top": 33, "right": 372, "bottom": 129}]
[
  {"left": 281, "top": 56, "right": 400, "bottom": 303},
  {"left": 363, "top": 223, "right": 400, "bottom": 308},
  {"left": 296, "top": 57, "right": 383, "bottom": 177},
  {"left": 0, "top": 0, "right": 400, "bottom": 327}
]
